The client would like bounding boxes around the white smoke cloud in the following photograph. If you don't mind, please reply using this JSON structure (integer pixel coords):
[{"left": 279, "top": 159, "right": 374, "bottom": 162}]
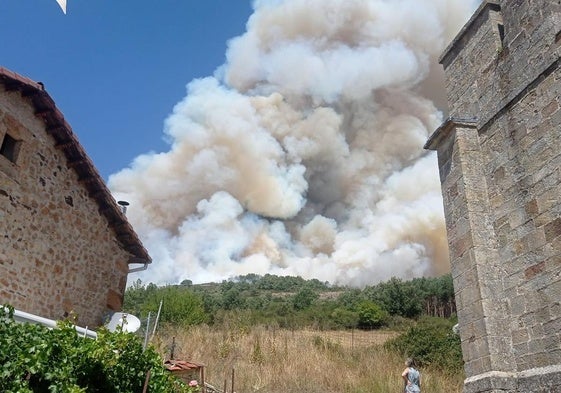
[
  {"left": 109, "top": 0, "right": 480, "bottom": 287},
  {"left": 55, "top": 0, "right": 67, "bottom": 14}
]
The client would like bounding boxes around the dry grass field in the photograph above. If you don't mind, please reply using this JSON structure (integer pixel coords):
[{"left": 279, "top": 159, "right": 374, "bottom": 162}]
[
  {"left": 294, "top": 329, "right": 398, "bottom": 349},
  {"left": 153, "top": 324, "right": 464, "bottom": 393}
]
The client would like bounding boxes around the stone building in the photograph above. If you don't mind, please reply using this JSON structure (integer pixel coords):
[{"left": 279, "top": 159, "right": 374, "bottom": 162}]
[
  {"left": 425, "top": 1, "right": 561, "bottom": 392},
  {"left": 0, "top": 67, "right": 151, "bottom": 328}
]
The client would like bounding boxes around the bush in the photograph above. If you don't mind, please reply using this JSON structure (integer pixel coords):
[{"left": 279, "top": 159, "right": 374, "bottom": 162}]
[
  {"left": 0, "top": 305, "right": 190, "bottom": 392},
  {"left": 384, "top": 317, "right": 463, "bottom": 374},
  {"left": 356, "top": 301, "right": 388, "bottom": 329}
]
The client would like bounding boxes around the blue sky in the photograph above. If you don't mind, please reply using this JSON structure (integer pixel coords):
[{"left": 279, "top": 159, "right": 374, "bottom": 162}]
[{"left": 2, "top": 0, "right": 253, "bottom": 179}]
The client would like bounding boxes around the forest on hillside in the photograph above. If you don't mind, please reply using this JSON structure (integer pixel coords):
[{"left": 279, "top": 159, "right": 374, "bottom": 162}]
[{"left": 123, "top": 273, "right": 456, "bottom": 331}]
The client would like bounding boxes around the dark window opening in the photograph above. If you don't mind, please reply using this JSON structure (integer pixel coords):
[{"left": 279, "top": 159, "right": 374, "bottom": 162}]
[
  {"left": 0, "top": 133, "right": 20, "bottom": 163},
  {"left": 498, "top": 23, "right": 505, "bottom": 43}
]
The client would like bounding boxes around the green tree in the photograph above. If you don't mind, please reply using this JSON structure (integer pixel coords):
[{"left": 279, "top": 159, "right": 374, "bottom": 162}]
[
  {"left": 292, "top": 287, "right": 319, "bottom": 310},
  {"left": 159, "top": 287, "right": 207, "bottom": 325},
  {"left": 330, "top": 307, "right": 359, "bottom": 329},
  {"left": 123, "top": 279, "right": 147, "bottom": 317},
  {"left": 366, "top": 277, "right": 423, "bottom": 318},
  {"left": 221, "top": 286, "right": 245, "bottom": 310},
  {"left": 356, "top": 301, "right": 388, "bottom": 329},
  {"left": 336, "top": 288, "right": 364, "bottom": 309},
  {"left": 133, "top": 286, "right": 207, "bottom": 326}
]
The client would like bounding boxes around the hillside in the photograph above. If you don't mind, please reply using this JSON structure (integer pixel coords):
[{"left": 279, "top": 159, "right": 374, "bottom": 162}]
[{"left": 124, "top": 273, "right": 456, "bottom": 330}]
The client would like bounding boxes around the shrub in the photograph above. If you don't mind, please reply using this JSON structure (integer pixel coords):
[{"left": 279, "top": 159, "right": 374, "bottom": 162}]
[
  {"left": 356, "top": 301, "right": 388, "bottom": 329},
  {"left": 384, "top": 317, "right": 463, "bottom": 374},
  {"left": 0, "top": 305, "right": 188, "bottom": 392}
]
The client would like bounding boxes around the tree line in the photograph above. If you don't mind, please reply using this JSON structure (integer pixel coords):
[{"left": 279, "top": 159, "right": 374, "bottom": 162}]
[{"left": 123, "top": 273, "right": 456, "bottom": 330}]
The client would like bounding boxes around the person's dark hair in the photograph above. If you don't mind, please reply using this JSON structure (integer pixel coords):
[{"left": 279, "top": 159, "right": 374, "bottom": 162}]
[{"left": 405, "top": 358, "right": 417, "bottom": 368}]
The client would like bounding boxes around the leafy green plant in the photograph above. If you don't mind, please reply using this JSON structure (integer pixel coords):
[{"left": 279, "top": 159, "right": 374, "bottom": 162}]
[
  {"left": 356, "top": 301, "right": 388, "bottom": 329},
  {"left": 364, "top": 277, "right": 423, "bottom": 318},
  {"left": 384, "top": 316, "right": 463, "bottom": 374},
  {"left": 0, "top": 305, "right": 189, "bottom": 392},
  {"left": 292, "top": 287, "right": 319, "bottom": 310},
  {"left": 250, "top": 338, "right": 264, "bottom": 365}
]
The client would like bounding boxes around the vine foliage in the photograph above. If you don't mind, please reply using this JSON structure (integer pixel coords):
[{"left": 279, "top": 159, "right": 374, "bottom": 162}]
[{"left": 0, "top": 305, "right": 191, "bottom": 393}]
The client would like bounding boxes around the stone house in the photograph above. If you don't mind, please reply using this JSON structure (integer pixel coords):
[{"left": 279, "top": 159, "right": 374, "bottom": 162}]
[
  {"left": 0, "top": 67, "right": 151, "bottom": 328},
  {"left": 426, "top": 1, "right": 561, "bottom": 392}
]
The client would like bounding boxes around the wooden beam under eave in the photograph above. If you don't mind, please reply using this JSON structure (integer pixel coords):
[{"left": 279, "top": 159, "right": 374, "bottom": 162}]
[
  {"left": 21, "top": 88, "right": 39, "bottom": 97},
  {"left": 55, "top": 141, "right": 74, "bottom": 150},
  {"left": 112, "top": 221, "right": 130, "bottom": 231},
  {"left": 77, "top": 175, "right": 96, "bottom": 183},
  {"left": 117, "top": 233, "right": 134, "bottom": 243},
  {"left": 34, "top": 109, "right": 52, "bottom": 120},
  {"left": 89, "top": 189, "right": 105, "bottom": 199},
  {"left": 98, "top": 206, "right": 112, "bottom": 215},
  {"left": 4, "top": 82, "right": 21, "bottom": 92},
  {"left": 45, "top": 125, "right": 65, "bottom": 135},
  {"left": 67, "top": 159, "right": 86, "bottom": 168}
]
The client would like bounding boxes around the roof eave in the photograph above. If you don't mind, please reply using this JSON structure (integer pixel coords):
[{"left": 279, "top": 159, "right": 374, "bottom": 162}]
[{"left": 0, "top": 67, "right": 151, "bottom": 264}]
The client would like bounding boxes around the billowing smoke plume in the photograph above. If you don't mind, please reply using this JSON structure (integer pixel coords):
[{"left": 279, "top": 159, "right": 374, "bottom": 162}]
[{"left": 109, "top": 0, "right": 479, "bottom": 287}]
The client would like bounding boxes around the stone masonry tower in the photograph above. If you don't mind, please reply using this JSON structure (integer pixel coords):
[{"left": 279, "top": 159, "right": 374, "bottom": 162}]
[{"left": 425, "top": 1, "right": 561, "bottom": 392}]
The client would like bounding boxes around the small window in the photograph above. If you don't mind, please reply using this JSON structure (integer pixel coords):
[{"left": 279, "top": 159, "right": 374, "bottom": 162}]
[
  {"left": 498, "top": 23, "right": 505, "bottom": 43},
  {"left": 0, "top": 133, "right": 21, "bottom": 163}
]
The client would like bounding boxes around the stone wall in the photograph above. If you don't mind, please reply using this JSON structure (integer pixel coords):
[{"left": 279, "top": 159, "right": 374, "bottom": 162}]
[
  {"left": 0, "top": 85, "right": 130, "bottom": 328},
  {"left": 426, "top": 1, "right": 561, "bottom": 392}
]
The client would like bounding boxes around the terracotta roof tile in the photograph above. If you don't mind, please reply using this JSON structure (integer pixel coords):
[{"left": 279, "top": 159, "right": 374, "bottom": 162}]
[{"left": 164, "top": 360, "right": 204, "bottom": 371}]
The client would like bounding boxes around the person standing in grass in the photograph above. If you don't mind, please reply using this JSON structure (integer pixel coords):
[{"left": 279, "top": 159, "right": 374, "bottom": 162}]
[{"left": 402, "top": 358, "right": 421, "bottom": 393}]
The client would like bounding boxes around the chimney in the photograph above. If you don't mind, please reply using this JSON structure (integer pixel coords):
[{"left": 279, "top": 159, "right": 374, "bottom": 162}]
[{"left": 117, "top": 200, "right": 130, "bottom": 215}]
